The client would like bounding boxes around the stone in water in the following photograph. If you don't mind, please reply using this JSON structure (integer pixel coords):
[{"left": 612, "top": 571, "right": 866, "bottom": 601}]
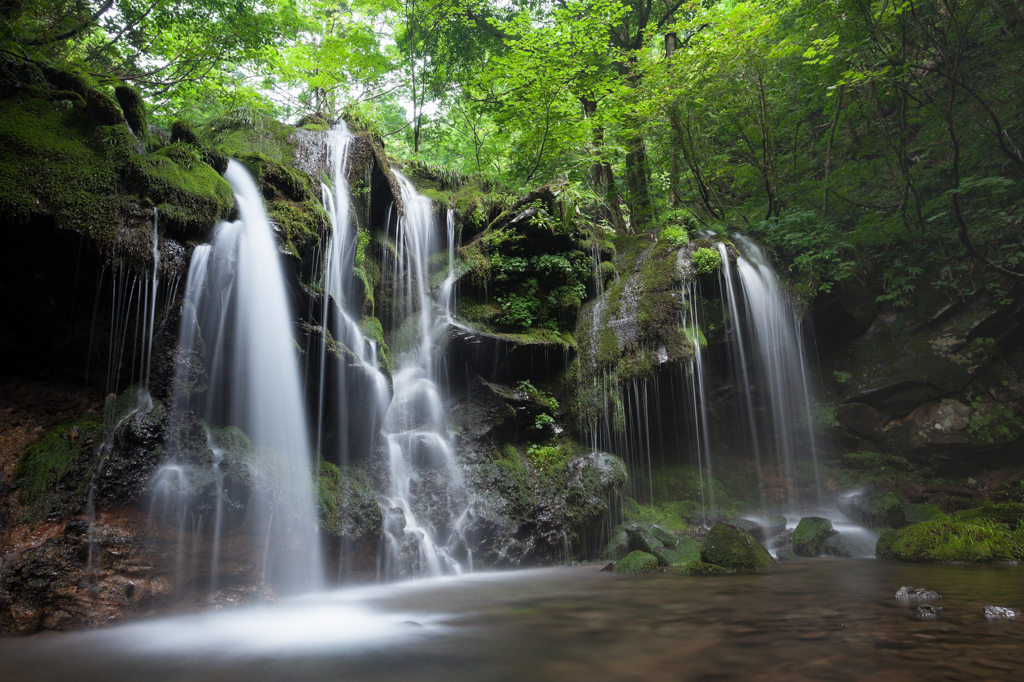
[
  {"left": 984, "top": 606, "right": 1018, "bottom": 619},
  {"left": 895, "top": 586, "right": 941, "bottom": 600}
]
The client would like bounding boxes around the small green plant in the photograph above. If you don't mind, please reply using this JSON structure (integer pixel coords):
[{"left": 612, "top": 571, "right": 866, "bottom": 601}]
[
  {"left": 833, "top": 370, "right": 852, "bottom": 384},
  {"left": 661, "top": 224, "right": 689, "bottom": 247},
  {"left": 534, "top": 413, "right": 555, "bottom": 430},
  {"left": 968, "top": 399, "right": 1022, "bottom": 443},
  {"left": 691, "top": 247, "right": 722, "bottom": 274}
]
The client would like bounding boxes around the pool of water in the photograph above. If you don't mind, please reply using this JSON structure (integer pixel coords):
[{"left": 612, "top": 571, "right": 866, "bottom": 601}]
[{"left": 3, "top": 559, "right": 1022, "bottom": 681}]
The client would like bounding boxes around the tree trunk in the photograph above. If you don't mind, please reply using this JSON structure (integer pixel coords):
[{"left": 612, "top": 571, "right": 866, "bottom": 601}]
[{"left": 581, "top": 97, "right": 627, "bottom": 232}]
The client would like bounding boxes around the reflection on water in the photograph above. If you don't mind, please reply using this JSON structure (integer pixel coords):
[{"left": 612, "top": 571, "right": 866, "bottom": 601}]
[{"left": 2, "top": 560, "right": 1022, "bottom": 681}]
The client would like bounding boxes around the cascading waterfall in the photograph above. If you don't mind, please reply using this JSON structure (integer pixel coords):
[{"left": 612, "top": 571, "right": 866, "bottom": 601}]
[
  {"left": 317, "top": 122, "right": 390, "bottom": 475},
  {"left": 379, "top": 171, "right": 468, "bottom": 578},
  {"left": 681, "top": 280, "right": 714, "bottom": 523},
  {"left": 716, "top": 235, "right": 823, "bottom": 510},
  {"left": 159, "top": 161, "right": 323, "bottom": 594}
]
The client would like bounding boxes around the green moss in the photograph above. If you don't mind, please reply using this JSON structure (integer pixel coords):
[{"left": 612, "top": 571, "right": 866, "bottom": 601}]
[
  {"left": 700, "top": 522, "right": 775, "bottom": 570},
  {"left": 212, "top": 115, "right": 298, "bottom": 165},
  {"left": 128, "top": 151, "right": 234, "bottom": 238},
  {"left": 360, "top": 316, "right": 391, "bottom": 374},
  {"left": 13, "top": 416, "right": 103, "bottom": 516},
  {"left": 0, "top": 96, "right": 135, "bottom": 245},
  {"left": 622, "top": 498, "right": 688, "bottom": 531},
  {"left": 876, "top": 518, "right": 1023, "bottom": 563},
  {"left": 905, "top": 503, "right": 949, "bottom": 524},
  {"left": 613, "top": 550, "right": 659, "bottom": 574},
  {"left": 114, "top": 85, "right": 149, "bottom": 147},
  {"left": 317, "top": 460, "right": 383, "bottom": 540},
  {"left": 682, "top": 560, "right": 733, "bottom": 575},
  {"left": 661, "top": 537, "right": 702, "bottom": 566},
  {"left": 954, "top": 503, "right": 1024, "bottom": 530},
  {"left": 837, "top": 492, "right": 907, "bottom": 528},
  {"left": 792, "top": 517, "right": 834, "bottom": 556}
]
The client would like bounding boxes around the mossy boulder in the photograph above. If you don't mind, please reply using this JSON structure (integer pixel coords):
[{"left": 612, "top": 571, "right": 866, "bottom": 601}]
[
  {"left": 792, "top": 517, "right": 836, "bottom": 557},
  {"left": 657, "top": 537, "right": 701, "bottom": 566},
  {"left": 837, "top": 492, "right": 907, "bottom": 529},
  {"left": 626, "top": 525, "right": 663, "bottom": 555},
  {"left": 650, "top": 525, "right": 678, "bottom": 548},
  {"left": 905, "top": 503, "right": 949, "bottom": 524},
  {"left": 822, "top": 534, "right": 854, "bottom": 558},
  {"left": 954, "top": 503, "right": 1024, "bottom": 530},
  {"left": 126, "top": 151, "right": 234, "bottom": 240},
  {"left": 613, "top": 550, "right": 659, "bottom": 574},
  {"left": 682, "top": 560, "right": 733, "bottom": 575},
  {"left": 700, "top": 522, "right": 775, "bottom": 570},
  {"left": 875, "top": 519, "right": 1023, "bottom": 563}
]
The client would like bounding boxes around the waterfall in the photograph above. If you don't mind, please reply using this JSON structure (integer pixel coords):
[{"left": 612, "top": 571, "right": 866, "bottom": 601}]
[
  {"left": 317, "top": 121, "right": 390, "bottom": 470},
  {"left": 716, "top": 235, "right": 822, "bottom": 510},
  {"left": 162, "top": 161, "right": 323, "bottom": 594},
  {"left": 380, "top": 171, "right": 468, "bottom": 577}
]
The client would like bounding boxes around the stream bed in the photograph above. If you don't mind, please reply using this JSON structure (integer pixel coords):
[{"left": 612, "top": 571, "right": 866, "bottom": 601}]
[{"left": 2, "top": 560, "right": 1022, "bottom": 681}]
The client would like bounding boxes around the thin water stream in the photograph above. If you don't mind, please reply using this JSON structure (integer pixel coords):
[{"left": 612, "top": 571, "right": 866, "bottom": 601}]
[{"left": 3, "top": 562, "right": 1022, "bottom": 681}]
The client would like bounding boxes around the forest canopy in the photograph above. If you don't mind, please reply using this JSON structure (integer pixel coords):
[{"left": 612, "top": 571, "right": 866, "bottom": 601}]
[{"left": 2, "top": 0, "right": 1023, "bottom": 296}]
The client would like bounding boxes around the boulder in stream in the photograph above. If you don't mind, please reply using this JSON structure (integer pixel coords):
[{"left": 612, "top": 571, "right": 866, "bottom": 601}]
[
  {"left": 613, "top": 551, "right": 659, "bottom": 574},
  {"left": 699, "top": 523, "right": 775, "bottom": 570},
  {"left": 791, "top": 517, "right": 836, "bottom": 557},
  {"left": 838, "top": 492, "right": 907, "bottom": 528},
  {"left": 984, "top": 606, "right": 1019, "bottom": 619},
  {"left": 682, "top": 561, "right": 733, "bottom": 575},
  {"left": 821, "top": 534, "right": 854, "bottom": 558},
  {"left": 896, "top": 586, "right": 942, "bottom": 600}
]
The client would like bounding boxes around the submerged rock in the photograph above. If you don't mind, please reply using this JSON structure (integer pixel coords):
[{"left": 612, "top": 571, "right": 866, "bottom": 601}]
[
  {"left": 776, "top": 549, "right": 798, "bottom": 561},
  {"left": 896, "top": 586, "right": 942, "bottom": 600},
  {"left": 838, "top": 492, "right": 907, "bottom": 529},
  {"left": 682, "top": 561, "right": 733, "bottom": 575},
  {"left": 613, "top": 551, "right": 659, "bottom": 574},
  {"left": 792, "top": 517, "right": 836, "bottom": 557},
  {"left": 699, "top": 522, "right": 775, "bottom": 570},
  {"left": 916, "top": 604, "right": 943, "bottom": 619}
]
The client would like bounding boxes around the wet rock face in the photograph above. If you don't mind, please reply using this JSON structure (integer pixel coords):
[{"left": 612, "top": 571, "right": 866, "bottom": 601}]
[
  {"left": 699, "top": 523, "right": 775, "bottom": 570},
  {"left": 837, "top": 492, "right": 907, "bottom": 529}
]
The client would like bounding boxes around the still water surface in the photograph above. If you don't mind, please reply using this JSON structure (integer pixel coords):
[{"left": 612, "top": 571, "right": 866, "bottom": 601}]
[{"left": 2, "top": 559, "right": 1022, "bottom": 681}]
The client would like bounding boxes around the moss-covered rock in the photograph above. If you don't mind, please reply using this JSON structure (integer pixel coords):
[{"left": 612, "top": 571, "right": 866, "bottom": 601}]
[
  {"left": 905, "top": 503, "right": 949, "bottom": 524},
  {"left": 953, "top": 503, "right": 1024, "bottom": 530},
  {"left": 875, "top": 519, "right": 1023, "bottom": 563},
  {"left": 114, "top": 85, "right": 149, "bottom": 147},
  {"left": 12, "top": 415, "right": 103, "bottom": 519},
  {"left": 657, "top": 537, "right": 702, "bottom": 566},
  {"left": 792, "top": 517, "right": 835, "bottom": 557},
  {"left": 170, "top": 119, "right": 228, "bottom": 174},
  {"left": 822, "top": 534, "right": 854, "bottom": 557},
  {"left": 838, "top": 492, "right": 907, "bottom": 529},
  {"left": 317, "top": 460, "right": 383, "bottom": 542},
  {"left": 682, "top": 560, "right": 733, "bottom": 575},
  {"left": 613, "top": 550, "right": 659, "bottom": 574},
  {"left": 730, "top": 515, "right": 787, "bottom": 543},
  {"left": 127, "top": 150, "right": 234, "bottom": 240},
  {"left": 625, "top": 525, "right": 664, "bottom": 556},
  {"left": 700, "top": 522, "right": 775, "bottom": 570}
]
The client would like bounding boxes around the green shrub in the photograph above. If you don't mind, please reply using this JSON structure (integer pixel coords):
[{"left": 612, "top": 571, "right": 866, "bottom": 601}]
[{"left": 692, "top": 247, "right": 722, "bottom": 274}]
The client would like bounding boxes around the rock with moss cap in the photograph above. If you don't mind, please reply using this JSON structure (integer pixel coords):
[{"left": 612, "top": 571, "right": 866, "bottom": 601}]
[
  {"left": 170, "top": 119, "right": 229, "bottom": 174},
  {"left": 822, "top": 534, "right": 854, "bottom": 558},
  {"left": 905, "top": 503, "right": 948, "bottom": 524},
  {"left": 875, "top": 518, "right": 1023, "bottom": 563},
  {"left": 953, "top": 503, "right": 1024, "bottom": 530},
  {"left": 114, "top": 85, "right": 149, "bottom": 147},
  {"left": 700, "top": 522, "right": 775, "bottom": 570},
  {"left": 838, "top": 491, "right": 907, "bottom": 529},
  {"left": 613, "top": 550, "right": 659, "bottom": 574},
  {"left": 792, "top": 517, "right": 836, "bottom": 557}
]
